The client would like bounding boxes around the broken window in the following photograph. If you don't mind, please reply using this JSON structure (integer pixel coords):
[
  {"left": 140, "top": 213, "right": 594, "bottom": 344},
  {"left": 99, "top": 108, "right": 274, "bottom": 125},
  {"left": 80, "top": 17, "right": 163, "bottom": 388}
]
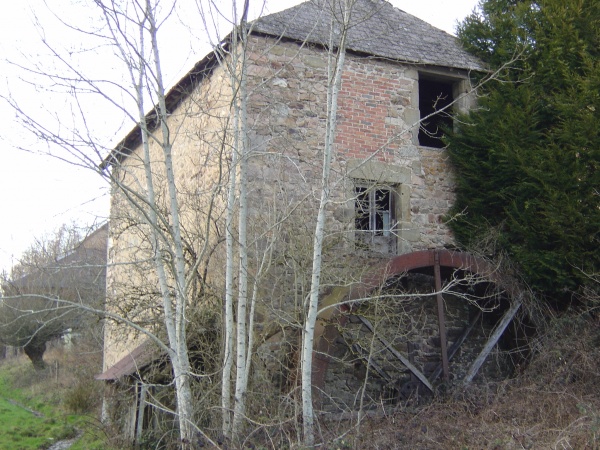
[
  {"left": 355, "top": 185, "right": 396, "bottom": 254},
  {"left": 418, "top": 77, "right": 454, "bottom": 148}
]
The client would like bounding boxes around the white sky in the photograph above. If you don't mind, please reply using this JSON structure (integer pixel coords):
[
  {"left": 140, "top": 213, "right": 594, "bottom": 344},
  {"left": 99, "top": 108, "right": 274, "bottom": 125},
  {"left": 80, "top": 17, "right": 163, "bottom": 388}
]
[{"left": 0, "top": 0, "right": 479, "bottom": 273}]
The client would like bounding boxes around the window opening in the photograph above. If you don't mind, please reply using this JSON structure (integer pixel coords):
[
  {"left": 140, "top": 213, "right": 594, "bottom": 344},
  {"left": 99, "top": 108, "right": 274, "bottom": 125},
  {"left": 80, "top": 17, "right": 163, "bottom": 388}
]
[
  {"left": 418, "top": 78, "right": 454, "bottom": 148},
  {"left": 355, "top": 185, "right": 396, "bottom": 253},
  {"left": 355, "top": 187, "right": 393, "bottom": 235}
]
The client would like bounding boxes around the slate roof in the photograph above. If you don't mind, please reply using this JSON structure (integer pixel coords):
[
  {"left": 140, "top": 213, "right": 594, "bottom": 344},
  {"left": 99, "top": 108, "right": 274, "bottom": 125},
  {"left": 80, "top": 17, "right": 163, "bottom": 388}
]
[{"left": 252, "top": 0, "right": 485, "bottom": 71}]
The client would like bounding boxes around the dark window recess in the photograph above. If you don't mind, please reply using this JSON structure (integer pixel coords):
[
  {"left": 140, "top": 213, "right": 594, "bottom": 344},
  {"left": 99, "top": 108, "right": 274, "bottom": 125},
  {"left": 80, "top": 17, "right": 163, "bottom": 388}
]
[
  {"left": 355, "top": 186, "right": 395, "bottom": 253},
  {"left": 418, "top": 78, "right": 454, "bottom": 148}
]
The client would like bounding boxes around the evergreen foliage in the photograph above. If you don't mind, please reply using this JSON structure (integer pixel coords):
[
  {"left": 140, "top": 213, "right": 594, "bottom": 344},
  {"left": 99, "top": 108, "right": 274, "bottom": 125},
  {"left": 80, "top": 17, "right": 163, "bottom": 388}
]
[{"left": 446, "top": 0, "right": 600, "bottom": 300}]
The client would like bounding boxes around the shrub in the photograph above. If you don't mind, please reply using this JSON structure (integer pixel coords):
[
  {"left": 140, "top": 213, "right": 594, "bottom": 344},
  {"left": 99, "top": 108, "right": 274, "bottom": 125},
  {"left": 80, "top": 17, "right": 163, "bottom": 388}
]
[{"left": 64, "top": 380, "right": 100, "bottom": 414}]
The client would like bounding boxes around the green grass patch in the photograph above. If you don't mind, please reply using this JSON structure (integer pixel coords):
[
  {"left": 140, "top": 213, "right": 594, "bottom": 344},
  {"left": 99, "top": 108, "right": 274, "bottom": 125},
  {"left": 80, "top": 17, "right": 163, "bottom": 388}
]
[
  {"left": 0, "top": 373, "right": 77, "bottom": 449},
  {"left": 0, "top": 353, "right": 110, "bottom": 450}
]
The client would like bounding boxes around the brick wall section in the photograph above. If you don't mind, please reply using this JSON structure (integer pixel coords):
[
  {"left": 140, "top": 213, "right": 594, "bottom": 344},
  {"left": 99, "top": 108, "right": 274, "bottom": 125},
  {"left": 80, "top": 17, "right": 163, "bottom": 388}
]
[{"left": 336, "top": 59, "right": 414, "bottom": 163}]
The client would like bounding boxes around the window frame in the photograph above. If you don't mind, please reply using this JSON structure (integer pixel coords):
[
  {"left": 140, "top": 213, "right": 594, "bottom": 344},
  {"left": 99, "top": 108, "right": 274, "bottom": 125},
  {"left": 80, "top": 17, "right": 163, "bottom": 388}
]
[
  {"left": 346, "top": 159, "right": 414, "bottom": 255},
  {"left": 353, "top": 182, "right": 398, "bottom": 254},
  {"left": 354, "top": 184, "right": 395, "bottom": 237}
]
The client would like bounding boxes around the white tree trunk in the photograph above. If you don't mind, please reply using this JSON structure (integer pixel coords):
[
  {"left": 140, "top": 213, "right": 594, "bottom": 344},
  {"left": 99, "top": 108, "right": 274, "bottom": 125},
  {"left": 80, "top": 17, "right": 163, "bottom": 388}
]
[
  {"left": 302, "top": 3, "right": 351, "bottom": 445},
  {"left": 222, "top": 1, "right": 253, "bottom": 440},
  {"left": 222, "top": 118, "right": 236, "bottom": 437},
  {"left": 141, "top": 1, "right": 195, "bottom": 444},
  {"left": 232, "top": 2, "right": 252, "bottom": 437}
]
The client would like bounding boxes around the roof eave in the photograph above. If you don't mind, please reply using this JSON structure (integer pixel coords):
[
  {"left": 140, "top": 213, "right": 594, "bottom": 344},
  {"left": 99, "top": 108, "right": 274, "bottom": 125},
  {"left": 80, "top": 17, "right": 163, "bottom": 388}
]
[{"left": 100, "top": 48, "right": 224, "bottom": 171}]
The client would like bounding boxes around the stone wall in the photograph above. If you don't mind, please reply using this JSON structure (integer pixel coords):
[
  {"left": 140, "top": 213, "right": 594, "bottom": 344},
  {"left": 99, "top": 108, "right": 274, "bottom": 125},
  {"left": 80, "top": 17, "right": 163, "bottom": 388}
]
[
  {"left": 245, "top": 34, "right": 461, "bottom": 263},
  {"left": 242, "top": 33, "right": 488, "bottom": 412},
  {"left": 104, "top": 60, "right": 234, "bottom": 370}
]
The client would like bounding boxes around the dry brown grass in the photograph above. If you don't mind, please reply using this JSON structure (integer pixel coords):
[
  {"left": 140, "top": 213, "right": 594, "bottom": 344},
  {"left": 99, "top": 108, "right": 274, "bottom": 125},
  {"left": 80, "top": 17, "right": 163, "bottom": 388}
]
[{"left": 5, "top": 338, "right": 104, "bottom": 415}]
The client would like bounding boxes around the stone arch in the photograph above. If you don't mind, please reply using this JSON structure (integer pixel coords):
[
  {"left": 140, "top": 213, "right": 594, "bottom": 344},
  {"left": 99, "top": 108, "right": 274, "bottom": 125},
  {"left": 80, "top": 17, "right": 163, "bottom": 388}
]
[{"left": 311, "top": 250, "right": 521, "bottom": 407}]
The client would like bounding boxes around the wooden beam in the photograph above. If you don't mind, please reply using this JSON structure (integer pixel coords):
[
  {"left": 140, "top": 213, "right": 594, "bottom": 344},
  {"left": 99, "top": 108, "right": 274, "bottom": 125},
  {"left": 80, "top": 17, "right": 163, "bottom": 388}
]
[
  {"left": 434, "top": 251, "right": 450, "bottom": 380},
  {"left": 463, "top": 297, "right": 522, "bottom": 386},
  {"left": 430, "top": 310, "right": 482, "bottom": 382},
  {"left": 135, "top": 382, "right": 148, "bottom": 446},
  {"left": 348, "top": 339, "right": 394, "bottom": 383}
]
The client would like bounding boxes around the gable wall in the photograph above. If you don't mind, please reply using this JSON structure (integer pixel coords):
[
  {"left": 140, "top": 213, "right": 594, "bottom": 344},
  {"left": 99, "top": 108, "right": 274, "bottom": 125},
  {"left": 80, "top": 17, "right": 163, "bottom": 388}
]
[
  {"left": 243, "top": 35, "right": 472, "bottom": 397},
  {"left": 103, "top": 61, "right": 234, "bottom": 370}
]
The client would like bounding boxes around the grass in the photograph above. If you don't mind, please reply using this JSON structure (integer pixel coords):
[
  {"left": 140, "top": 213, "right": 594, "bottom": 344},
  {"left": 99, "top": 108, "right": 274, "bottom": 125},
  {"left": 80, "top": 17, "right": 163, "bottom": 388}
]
[
  {"left": 0, "top": 367, "right": 77, "bottom": 449},
  {"left": 2, "top": 309, "right": 599, "bottom": 449},
  {"left": 0, "top": 346, "right": 109, "bottom": 450}
]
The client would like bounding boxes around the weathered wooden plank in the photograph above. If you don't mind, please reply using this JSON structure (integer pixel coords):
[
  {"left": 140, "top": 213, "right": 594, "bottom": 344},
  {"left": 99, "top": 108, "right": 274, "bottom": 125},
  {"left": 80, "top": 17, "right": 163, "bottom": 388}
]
[
  {"left": 135, "top": 382, "right": 148, "bottom": 445},
  {"left": 430, "top": 310, "right": 482, "bottom": 382},
  {"left": 349, "top": 340, "right": 394, "bottom": 383},
  {"left": 356, "top": 315, "right": 434, "bottom": 393}
]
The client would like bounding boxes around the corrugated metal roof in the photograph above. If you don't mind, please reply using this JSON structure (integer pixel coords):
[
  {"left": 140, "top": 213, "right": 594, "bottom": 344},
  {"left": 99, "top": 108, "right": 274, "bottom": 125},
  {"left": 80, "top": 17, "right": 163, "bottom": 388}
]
[{"left": 252, "top": 0, "right": 485, "bottom": 71}]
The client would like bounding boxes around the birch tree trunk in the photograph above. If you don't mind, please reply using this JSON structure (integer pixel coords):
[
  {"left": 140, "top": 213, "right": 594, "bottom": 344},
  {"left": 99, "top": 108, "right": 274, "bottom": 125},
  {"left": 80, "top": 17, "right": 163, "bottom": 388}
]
[
  {"left": 222, "top": 0, "right": 252, "bottom": 441},
  {"left": 301, "top": 2, "right": 352, "bottom": 445},
  {"left": 222, "top": 99, "right": 236, "bottom": 438},
  {"left": 100, "top": 0, "right": 198, "bottom": 444},
  {"left": 146, "top": 2, "right": 195, "bottom": 443},
  {"left": 232, "top": 32, "right": 251, "bottom": 441}
]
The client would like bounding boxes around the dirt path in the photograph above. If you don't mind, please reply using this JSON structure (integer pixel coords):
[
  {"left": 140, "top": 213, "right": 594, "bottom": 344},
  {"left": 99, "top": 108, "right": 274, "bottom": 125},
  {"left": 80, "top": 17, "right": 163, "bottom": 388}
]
[{"left": 7, "top": 398, "right": 44, "bottom": 417}]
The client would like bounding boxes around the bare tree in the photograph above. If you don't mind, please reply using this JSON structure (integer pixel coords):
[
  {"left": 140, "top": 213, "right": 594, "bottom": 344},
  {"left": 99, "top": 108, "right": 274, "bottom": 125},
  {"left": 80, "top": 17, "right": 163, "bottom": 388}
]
[
  {"left": 3, "top": 0, "right": 269, "bottom": 444},
  {"left": 0, "top": 223, "right": 106, "bottom": 370},
  {"left": 2, "top": 1, "right": 221, "bottom": 445},
  {"left": 301, "top": 0, "right": 353, "bottom": 444}
]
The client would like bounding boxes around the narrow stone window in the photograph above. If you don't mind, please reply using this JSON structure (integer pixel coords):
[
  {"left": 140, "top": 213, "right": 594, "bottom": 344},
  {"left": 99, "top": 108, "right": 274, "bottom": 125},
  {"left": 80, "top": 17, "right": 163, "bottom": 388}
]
[
  {"left": 418, "top": 77, "right": 454, "bottom": 148},
  {"left": 355, "top": 184, "right": 396, "bottom": 254}
]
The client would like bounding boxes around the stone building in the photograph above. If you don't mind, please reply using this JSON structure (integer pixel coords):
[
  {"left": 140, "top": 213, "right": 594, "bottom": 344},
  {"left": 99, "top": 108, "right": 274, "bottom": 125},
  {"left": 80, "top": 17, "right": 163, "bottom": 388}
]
[{"left": 98, "top": 0, "right": 521, "bottom": 442}]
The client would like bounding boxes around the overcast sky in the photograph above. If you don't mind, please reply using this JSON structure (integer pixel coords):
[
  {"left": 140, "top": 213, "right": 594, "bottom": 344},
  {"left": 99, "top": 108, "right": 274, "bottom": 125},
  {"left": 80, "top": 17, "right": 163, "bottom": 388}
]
[{"left": 0, "top": 0, "right": 479, "bottom": 273}]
